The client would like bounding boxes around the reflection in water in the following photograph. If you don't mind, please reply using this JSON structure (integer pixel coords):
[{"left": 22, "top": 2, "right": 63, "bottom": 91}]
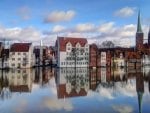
[
  {"left": 0, "top": 67, "right": 54, "bottom": 100},
  {"left": 56, "top": 68, "right": 89, "bottom": 98},
  {"left": 0, "top": 66, "right": 149, "bottom": 113},
  {"left": 56, "top": 67, "right": 150, "bottom": 113}
]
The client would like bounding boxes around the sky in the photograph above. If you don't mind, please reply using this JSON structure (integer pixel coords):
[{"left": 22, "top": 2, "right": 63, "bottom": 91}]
[{"left": 0, "top": 0, "right": 150, "bottom": 46}]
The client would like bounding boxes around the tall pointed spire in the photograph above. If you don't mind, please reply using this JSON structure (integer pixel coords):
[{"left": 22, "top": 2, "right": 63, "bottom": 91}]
[
  {"left": 148, "top": 26, "right": 150, "bottom": 45},
  {"left": 137, "top": 10, "right": 143, "bottom": 33}
]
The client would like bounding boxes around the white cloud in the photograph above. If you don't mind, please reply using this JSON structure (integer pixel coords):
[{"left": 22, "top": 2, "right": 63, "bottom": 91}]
[
  {"left": 75, "top": 23, "right": 95, "bottom": 32},
  {"left": 44, "top": 10, "right": 76, "bottom": 23},
  {"left": 0, "top": 26, "right": 42, "bottom": 42},
  {"left": 112, "top": 105, "right": 134, "bottom": 113},
  {"left": 52, "top": 25, "right": 66, "bottom": 33},
  {"left": 114, "top": 7, "right": 136, "bottom": 17},
  {"left": 17, "top": 6, "right": 31, "bottom": 20},
  {"left": 98, "top": 22, "right": 115, "bottom": 33},
  {"left": 42, "top": 97, "right": 73, "bottom": 111}
]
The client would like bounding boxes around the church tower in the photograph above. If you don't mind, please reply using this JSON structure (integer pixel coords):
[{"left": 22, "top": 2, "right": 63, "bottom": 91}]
[
  {"left": 136, "top": 11, "right": 144, "bottom": 51},
  {"left": 148, "top": 27, "right": 150, "bottom": 45}
]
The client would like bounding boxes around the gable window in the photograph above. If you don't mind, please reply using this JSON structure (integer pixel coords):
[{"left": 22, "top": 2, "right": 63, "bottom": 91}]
[
  {"left": 18, "top": 58, "right": 21, "bottom": 61},
  {"left": 12, "top": 52, "right": 15, "bottom": 55},
  {"left": 23, "top": 52, "right": 26, "bottom": 55},
  {"left": 12, "top": 58, "right": 15, "bottom": 61}
]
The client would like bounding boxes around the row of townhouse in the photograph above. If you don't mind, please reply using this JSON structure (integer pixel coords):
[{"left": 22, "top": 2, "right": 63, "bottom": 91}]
[
  {"left": 0, "top": 42, "right": 56, "bottom": 69},
  {"left": 89, "top": 11, "right": 150, "bottom": 68},
  {"left": 55, "top": 11, "right": 150, "bottom": 68}
]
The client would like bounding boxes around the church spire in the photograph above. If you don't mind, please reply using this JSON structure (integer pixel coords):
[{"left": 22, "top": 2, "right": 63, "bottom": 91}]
[
  {"left": 137, "top": 10, "right": 143, "bottom": 33},
  {"left": 148, "top": 26, "right": 150, "bottom": 45},
  {"left": 137, "top": 92, "right": 143, "bottom": 113}
]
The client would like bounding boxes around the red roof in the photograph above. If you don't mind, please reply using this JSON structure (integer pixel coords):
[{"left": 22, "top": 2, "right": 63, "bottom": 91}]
[
  {"left": 57, "top": 84, "right": 87, "bottom": 98},
  {"left": 10, "top": 43, "right": 31, "bottom": 52},
  {"left": 57, "top": 37, "right": 87, "bottom": 51},
  {"left": 9, "top": 85, "right": 30, "bottom": 92}
]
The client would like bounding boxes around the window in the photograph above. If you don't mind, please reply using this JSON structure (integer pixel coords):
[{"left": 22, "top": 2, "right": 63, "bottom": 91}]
[
  {"left": 23, "top": 64, "right": 26, "bottom": 66},
  {"left": 23, "top": 52, "right": 26, "bottom": 55},
  {"left": 86, "top": 48, "right": 88, "bottom": 51},
  {"left": 11, "top": 63, "right": 15, "bottom": 66},
  {"left": 18, "top": 52, "right": 21, "bottom": 55},
  {"left": 18, "top": 70, "right": 20, "bottom": 73},
  {"left": 23, "top": 58, "right": 27, "bottom": 61},
  {"left": 12, "top": 58, "right": 15, "bottom": 61},
  {"left": 18, "top": 58, "right": 21, "bottom": 61},
  {"left": 12, "top": 52, "right": 15, "bottom": 55},
  {"left": 23, "top": 70, "right": 26, "bottom": 73}
]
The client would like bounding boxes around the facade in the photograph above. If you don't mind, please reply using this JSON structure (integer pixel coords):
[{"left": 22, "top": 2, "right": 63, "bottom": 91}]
[
  {"left": 55, "top": 37, "right": 89, "bottom": 67},
  {"left": 8, "top": 69, "right": 33, "bottom": 92},
  {"left": 89, "top": 44, "right": 98, "bottom": 68},
  {"left": 9, "top": 43, "right": 34, "bottom": 69},
  {"left": 56, "top": 68, "right": 89, "bottom": 98}
]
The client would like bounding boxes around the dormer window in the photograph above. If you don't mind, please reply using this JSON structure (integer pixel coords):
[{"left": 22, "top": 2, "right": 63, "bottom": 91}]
[
  {"left": 66, "top": 42, "right": 72, "bottom": 52},
  {"left": 85, "top": 43, "right": 88, "bottom": 47},
  {"left": 66, "top": 42, "right": 72, "bottom": 47},
  {"left": 76, "top": 43, "right": 81, "bottom": 48}
]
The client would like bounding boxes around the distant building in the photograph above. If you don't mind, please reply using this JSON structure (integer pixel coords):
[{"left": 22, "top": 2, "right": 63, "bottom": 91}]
[
  {"left": 89, "top": 44, "right": 98, "bottom": 68},
  {"left": 9, "top": 43, "right": 34, "bottom": 68},
  {"left": 55, "top": 37, "right": 89, "bottom": 67}
]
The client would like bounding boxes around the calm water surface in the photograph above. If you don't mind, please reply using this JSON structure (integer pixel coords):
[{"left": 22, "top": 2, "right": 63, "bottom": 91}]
[{"left": 0, "top": 67, "right": 150, "bottom": 113}]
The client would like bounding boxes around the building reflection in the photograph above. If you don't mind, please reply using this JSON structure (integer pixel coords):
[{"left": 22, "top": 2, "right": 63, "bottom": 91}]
[
  {"left": 0, "top": 67, "right": 54, "bottom": 100},
  {"left": 0, "top": 66, "right": 149, "bottom": 113},
  {"left": 136, "top": 71, "right": 144, "bottom": 113},
  {"left": 55, "top": 66, "right": 150, "bottom": 113},
  {"left": 56, "top": 68, "right": 89, "bottom": 98}
]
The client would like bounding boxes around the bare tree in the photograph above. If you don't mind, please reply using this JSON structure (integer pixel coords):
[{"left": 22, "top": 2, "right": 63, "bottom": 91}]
[{"left": 95, "top": 40, "right": 115, "bottom": 48}]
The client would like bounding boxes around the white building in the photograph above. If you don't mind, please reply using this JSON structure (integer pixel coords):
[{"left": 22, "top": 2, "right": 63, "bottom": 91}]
[
  {"left": 100, "top": 52, "right": 107, "bottom": 67},
  {"left": 142, "top": 55, "right": 150, "bottom": 66},
  {"left": 56, "top": 68, "right": 89, "bottom": 98},
  {"left": 8, "top": 69, "right": 33, "bottom": 92},
  {"left": 9, "top": 43, "right": 35, "bottom": 69},
  {"left": 55, "top": 37, "right": 89, "bottom": 67},
  {"left": 113, "top": 53, "right": 125, "bottom": 67}
]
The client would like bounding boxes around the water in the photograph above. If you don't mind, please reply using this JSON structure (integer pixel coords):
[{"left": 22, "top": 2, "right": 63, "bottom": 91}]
[{"left": 0, "top": 67, "right": 150, "bottom": 113}]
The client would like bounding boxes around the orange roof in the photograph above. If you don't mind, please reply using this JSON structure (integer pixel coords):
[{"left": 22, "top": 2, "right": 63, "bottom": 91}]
[
  {"left": 10, "top": 43, "right": 31, "bottom": 52},
  {"left": 57, "top": 37, "right": 87, "bottom": 51}
]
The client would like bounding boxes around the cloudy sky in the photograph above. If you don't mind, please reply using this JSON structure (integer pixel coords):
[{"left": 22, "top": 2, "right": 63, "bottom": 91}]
[{"left": 0, "top": 0, "right": 149, "bottom": 46}]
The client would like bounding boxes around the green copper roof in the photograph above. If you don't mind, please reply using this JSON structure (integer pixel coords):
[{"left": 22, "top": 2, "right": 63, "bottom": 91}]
[{"left": 137, "top": 11, "right": 143, "bottom": 33}]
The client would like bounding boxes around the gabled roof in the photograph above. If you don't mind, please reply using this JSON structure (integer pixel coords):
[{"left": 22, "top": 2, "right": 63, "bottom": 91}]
[
  {"left": 57, "top": 37, "right": 88, "bottom": 51},
  {"left": 10, "top": 43, "right": 31, "bottom": 52},
  {"left": 57, "top": 84, "right": 87, "bottom": 98}
]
